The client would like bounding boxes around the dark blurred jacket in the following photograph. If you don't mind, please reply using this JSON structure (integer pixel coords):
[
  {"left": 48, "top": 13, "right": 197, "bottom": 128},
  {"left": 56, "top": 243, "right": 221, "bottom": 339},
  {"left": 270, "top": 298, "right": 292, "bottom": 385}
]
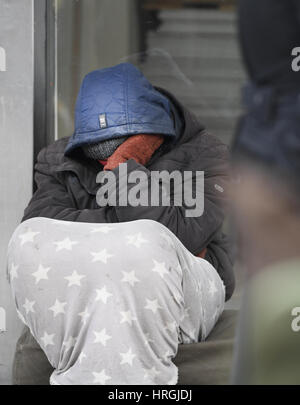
[
  {"left": 234, "top": 0, "right": 300, "bottom": 189},
  {"left": 238, "top": 0, "right": 300, "bottom": 93}
]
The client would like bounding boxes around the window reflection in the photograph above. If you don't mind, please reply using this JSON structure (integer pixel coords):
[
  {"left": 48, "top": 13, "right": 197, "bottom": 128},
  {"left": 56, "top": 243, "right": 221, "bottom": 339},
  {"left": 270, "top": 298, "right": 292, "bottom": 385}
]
[{"left": 56, "top": 0, "right": 244, "bottom": 145}]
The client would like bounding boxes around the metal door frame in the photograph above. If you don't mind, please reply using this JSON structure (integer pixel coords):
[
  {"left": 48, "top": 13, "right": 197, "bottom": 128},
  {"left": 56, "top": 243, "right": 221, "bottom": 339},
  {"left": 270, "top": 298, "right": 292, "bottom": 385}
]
[{"left": 33, "top": 0, "right": 56, "bottom": 172}]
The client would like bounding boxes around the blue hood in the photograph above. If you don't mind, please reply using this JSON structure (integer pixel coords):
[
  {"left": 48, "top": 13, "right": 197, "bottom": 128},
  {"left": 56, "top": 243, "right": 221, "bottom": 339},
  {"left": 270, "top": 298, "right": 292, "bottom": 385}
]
[{"left": 65, "top": 63, "right": 177, "bottom": 156}]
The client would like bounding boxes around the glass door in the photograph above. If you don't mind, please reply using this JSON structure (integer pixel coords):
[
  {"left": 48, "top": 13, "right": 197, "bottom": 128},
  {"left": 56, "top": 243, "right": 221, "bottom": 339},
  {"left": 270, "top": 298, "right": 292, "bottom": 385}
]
[{"left": 51, "top": 0, "right": 243, "bottom": 146}]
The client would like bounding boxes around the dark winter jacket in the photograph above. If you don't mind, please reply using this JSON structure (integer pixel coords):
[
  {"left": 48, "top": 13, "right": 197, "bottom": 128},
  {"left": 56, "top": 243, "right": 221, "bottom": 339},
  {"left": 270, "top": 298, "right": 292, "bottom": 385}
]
[
  {"left": 238, "top": 0, "right": 300, "bottom": 93},
  {"left": 22, "top": 71, "right": 235, "bottom": 300}
]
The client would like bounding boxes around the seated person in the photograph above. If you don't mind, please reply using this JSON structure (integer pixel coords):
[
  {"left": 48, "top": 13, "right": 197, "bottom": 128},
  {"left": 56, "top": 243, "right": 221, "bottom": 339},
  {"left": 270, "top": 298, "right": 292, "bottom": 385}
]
[{"left": 9, "top": 63, "right": 235, "bottom": 385}]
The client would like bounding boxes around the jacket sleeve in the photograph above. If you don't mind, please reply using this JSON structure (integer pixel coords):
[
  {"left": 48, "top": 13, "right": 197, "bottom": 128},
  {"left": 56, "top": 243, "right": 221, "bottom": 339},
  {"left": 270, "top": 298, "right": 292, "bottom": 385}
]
[
  {"left": 106, "top": 135, "right": 229, "bottom": 250},
  {"left": 22, "top": 149, "right": 117, "bottom": 223},
  {"left": 102, "top": 132, "right": 234, "bottom": 299}
]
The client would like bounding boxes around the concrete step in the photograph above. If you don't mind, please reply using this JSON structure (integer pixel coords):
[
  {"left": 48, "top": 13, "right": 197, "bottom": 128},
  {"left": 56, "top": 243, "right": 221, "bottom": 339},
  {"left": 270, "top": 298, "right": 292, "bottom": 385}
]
[
  {"left": 148, "top": 33, "right": 241, "bottom": 59},
  {"left": 143, "top": 69, "right": 245, "bottom": 86},
  {"left": 141, "top": 75, "right": 243, "bottom": 99},
  {"left": 160, "top": 9, "right": 236, "bottom": 23},
  {"left": 178, "top": 95, "right": 243, "bottom": 110},
  {"left": 158, "top": 21, "right": 237, "bottom": 36},
  {"left": 194, "top": 110, "right": 242, "bottom": 132},
  {"left": 138, "top": 55, "right": 246, "bottom": 80},
  {"left": 192, "top": 106, "right": 243, "bottom": 119},
  {"left": 191, "top": 107, "right": 241, "bottom": 127}
]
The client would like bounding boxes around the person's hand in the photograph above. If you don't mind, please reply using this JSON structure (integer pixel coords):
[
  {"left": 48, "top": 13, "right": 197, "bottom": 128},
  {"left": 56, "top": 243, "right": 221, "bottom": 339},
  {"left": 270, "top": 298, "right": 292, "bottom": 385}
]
[
  {"left": 197, "top": 248, "right": 207, "bottom": 259},
  {"left": 104, "top": 133, "right": 164, "bottom": 171}
]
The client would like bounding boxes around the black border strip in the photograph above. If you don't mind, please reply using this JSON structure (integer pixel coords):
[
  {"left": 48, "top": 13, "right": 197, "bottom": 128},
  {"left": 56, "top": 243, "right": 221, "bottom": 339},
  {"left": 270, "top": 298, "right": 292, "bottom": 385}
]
[{"left": 33, "top": 0, "right": 55, "bottom": 190}]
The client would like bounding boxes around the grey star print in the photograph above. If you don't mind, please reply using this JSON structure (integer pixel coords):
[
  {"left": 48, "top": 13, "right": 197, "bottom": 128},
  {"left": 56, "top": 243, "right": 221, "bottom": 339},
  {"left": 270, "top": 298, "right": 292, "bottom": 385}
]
[{"left": 7, "top": 217, "right": 225, "bottom": 385}]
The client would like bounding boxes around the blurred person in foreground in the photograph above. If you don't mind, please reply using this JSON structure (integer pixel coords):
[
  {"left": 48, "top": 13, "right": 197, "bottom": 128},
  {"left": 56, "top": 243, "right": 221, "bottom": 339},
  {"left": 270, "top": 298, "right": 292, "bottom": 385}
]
[{"left": 231, "top": 0, "right": 300, "bottom": 384}]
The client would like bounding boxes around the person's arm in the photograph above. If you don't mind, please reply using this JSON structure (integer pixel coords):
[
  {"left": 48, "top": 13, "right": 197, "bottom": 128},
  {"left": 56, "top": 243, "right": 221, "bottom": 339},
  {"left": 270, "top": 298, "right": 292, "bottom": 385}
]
[
  {"left": 22, "top": 148, "right": 117, "bottom": 223},
  {"left": 102, "top": 131, "right": 230, "bottom": 257},
  {"left": 109, "top": 160, "right": 223, "bottom": 255},
  {"left": 100, "top": 130, "right": 234, "bottom": 299}
]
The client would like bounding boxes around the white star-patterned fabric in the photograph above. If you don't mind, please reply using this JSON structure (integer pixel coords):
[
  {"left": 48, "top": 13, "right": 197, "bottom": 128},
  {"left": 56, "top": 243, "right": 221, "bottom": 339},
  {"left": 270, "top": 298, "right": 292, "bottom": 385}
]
[
  {"left": 93, "top": 328, "right": 112, "bottom": 346},
  {"left": 7, "top": 217, "right": 225, "bottom": 385},
  {"left": 49, "top": 299, "right": 67, "bottom": 317},
  {"left": 53, "top": 237, "right": 78, "bottom": 252},
  {"left": 10, "top": 263, "right": 19, "bottom": 281},
  {"left": 18, "top": 228, "right": 40, "bottom": 246},
  {"left": 32, "top": 264, "right": 51, "bottom": 285}
]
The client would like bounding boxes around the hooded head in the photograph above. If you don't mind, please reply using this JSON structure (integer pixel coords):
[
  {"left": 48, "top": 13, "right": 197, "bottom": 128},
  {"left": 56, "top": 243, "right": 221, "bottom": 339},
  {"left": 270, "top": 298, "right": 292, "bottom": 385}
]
[{"left": 64, "top": 63, "right": 178, "bottom": 159}]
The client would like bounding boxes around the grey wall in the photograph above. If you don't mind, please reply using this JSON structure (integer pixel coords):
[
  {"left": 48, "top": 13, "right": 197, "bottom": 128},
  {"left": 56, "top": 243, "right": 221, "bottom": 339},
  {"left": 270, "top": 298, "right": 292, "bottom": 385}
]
[{"left": 0, "top": 0, "right": 34, "bottom": 385}]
